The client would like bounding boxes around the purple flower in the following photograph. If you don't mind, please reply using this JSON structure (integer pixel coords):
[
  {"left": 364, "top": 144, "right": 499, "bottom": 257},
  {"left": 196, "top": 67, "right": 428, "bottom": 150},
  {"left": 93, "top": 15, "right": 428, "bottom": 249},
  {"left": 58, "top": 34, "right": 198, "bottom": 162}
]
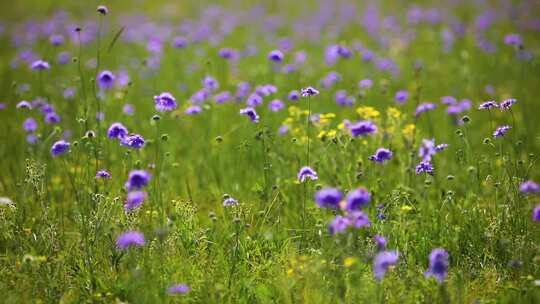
[
  {"left": 116, "top": 231, "right": 145, "bottom": 250},
  {"left": 314, "top": 187, "right": 343, "bottom": 209},
  {"left": 373, "top": 235, "right": 387, "bottom": 251},
  {"left": 121, "top": 134, "right": 145, "bottom": 149},
  {"left": 504, "top": 34, "right": 522, "bottom": 47},
  {"left": 51, "top": 140, "right": 70, "bottom": 157},
  {"left": 268, "top": 99, "right": 284, "bottom": 112},
  {"left": 23, "top": 118, "right": 37, "bottom": 133},
  {"left": 520, "top": 180, "right": 540, "bottom": 194},
  {"left": 214, "top": 91, "right": 232, "bottom": 104},
  {"left": 268, "top": 50, "right": 284, "bottom": 62},
  {"left": 415, "top": 103, "right": 437, "bottom": 116},
  {"left": 125, "top": 170, "right": 151, "bottom": 191},
  {"left": 478, "top": 101, "right": 498, "bottom": 110},
  {"left": 373, "top": 251, "right": 399, "bottom": 281},
  {"left": 359, "top": 79, "right": 373, "bottom": 89},
  {"left": 185, "top": 105, "right": 202, "bottom": 115},
  {"left": 49, "top": 34, "right": 65, "bottom": 46},
  {"left": 239, "top": 107, "right": 259, "bottom": 123},
  {"left": 349, "top": 211, "right": 371, "bottom": 228},
  {"left": 154, "top": 92, "right": 177, "bottom": 112},
  {"left": 425, "top": 248, "right": 449, "bottom": 284},
  {"left": 297, "top": 166, "right": 318, "bottom": 183},
  {"left": 203, "top": 76, "right": 219, "bottom": 92},
  {"left": 395, "top": 90, "right": 409, "bottom": 103},
  {"left": 223, "top": 197, "right": 238, "bottom": 207},
  {"left": 328, "top": 215, "right": 351, "bottom": 235},
  {"left": 219, "top": 48, "right": 238, "bottom": 60},
  {"left": 107, "top": 122, "right": 128, "bottom": 139},
  {"left": 278, "top": 125, "right": 289, "bottom": 135},
  {"left": 435, "top": 144, "right": 448, "bottom": 151},
  {"left": 31, "top": 60, "right": 50, "bottom": 70},
  {"left": 288, "top": 90, "right": 300, "bottom": 101},
  {"left": 172, "top": 36, "right": 188, "bottom": 49},
  {"left": 493, "top": 125, "right": 511, "bottom": 138},
  {"left": 95, "top": 170, "right": 111, "bottom": 179},
  {"left": 63, "top": 87, "right": 76, "bottom": 99},
  {"left": 416, "top": 161, "right": 434, "bottom": 175},
  {"left": 123, "top": 104, "right": 135, "bottom": 115},
  {"left": 419, "top": 138, "right": 436, "bottom": 161},
  {"left": 533, "top": 204, "right": 540, "bottom": 221},
  {"left": 97, "top": 70, "right": 115, "bottom": 90},
  {"left": 441, "top": 96, "right": 457, "bottom": 105},
  {"left": 125, "top": 191, "right": 147, "bottom": 211},
  {"left": 27, "top": 134, "right": 38, "bottom": 144},
  {"left": 45, "top": 112, "right": 61, "bottom": 124},
  {"left": 349, "top": 120, "right": 377, "bottom": 137},
  {"left": 16, "top": 101, "right": 32, "bottom": 109},
  {"left": 300, "top": 87, "right": 319, "bottom": 97},
  {"left": 369, "top": 148, "right": 393, "bottom": 163},
  {"left": 335, "top": 90, "right": 355, "bottom": 107},
  {"left": 500, "top": 99, "right": 516, "bottom": 111},
  {"left": 246, "top": 93, "right": 263, "bottom": 107},
  {"left": 167, "top": 283, "right": 191, "bottom": 294},
  {"left": 345, "top": 188, "right": 371, "bottom": 211}
]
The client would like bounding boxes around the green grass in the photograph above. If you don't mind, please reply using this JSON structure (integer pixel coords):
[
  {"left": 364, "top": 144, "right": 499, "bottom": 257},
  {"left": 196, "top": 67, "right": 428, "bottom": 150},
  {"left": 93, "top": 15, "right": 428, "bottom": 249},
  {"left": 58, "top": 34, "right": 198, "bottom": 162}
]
[{"left": 0, "top": 1, "right": 540, "bottom": 303}]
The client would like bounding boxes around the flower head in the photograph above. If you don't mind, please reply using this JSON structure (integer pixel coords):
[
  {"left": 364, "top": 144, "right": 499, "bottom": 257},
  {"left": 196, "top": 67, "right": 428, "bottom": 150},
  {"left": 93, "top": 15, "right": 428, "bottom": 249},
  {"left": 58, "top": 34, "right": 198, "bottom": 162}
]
[
  {"left": 328, "top": 215, "right": 351, "bottom": 235},
  {"left": 167, "top": 283, "right": 191, "bottom": 294},
  {"left": 500, "top": 98, "right": 516, "bottom": 111},
  {"left": 121, "top": 134, "right": 145, "bottom": 149},
  {"left": 478, "top": 101, "right": 498, "bottom": 110},
  {"left": 533, "top": 204, "right": 540, "bottom": 221},
  {"left": 425, "top": 248, "right": 449, "bottom": 284},
  {"left": 504, "top": 33, "right": 522, "bottom": 47},
  {"left": 97, "top": 5, "right": 108, "bottom": 15},
  {"left": 95, "top": 170, "right": 111, "bottom": 179},
  {"left": 349, "top": 120, "right": 377, "bottom": 137},
  {"left": 116, "top": 231, "right": 145, "bottom": 250},
  {"left": 416, "top": 161, "right": 434, "bottom": 175},
  {"left": 395, "top": 90, "right": 409, "bottom": 103},
  {"left": 23, "top": 118, "right": 37, "bottom": 133},
  {"left": 373, "top": 235, "right": 387, "bottom": 251},
  {"left": 268, "top": 50, "right": 284, "bottom": 62},
  {"left": 31, "top": 60, "right": 50, "bottom": 70},
  {"left": 314, "top": 187, "right": 343, "bottom": 209},
  {"left": 369, "top": 148, "right": 393, "bottom": 163},
  {"left": 301, "top": 86, "right": 320, "bottom": 97},
  {"left": 349, "top": 211, "right": 371, "bottom": 228},
  {"left": 493, "top": 125, "right": 511, "bottom": 138},
  {"left": 415, "top": 102, "right": 437, "bottom": 116},
  {"left": 520, "top": 180, "right": 540, "bottom": 194},
  {"left": 345, "top": 188, "right": 371, "bottom": 211},
  {"left": 51, "top": 140, "right": 70, "bottom": 157},
  {"left": 268, "top": 99, "right": 285, "bottom": 112},
  {"left": 107, "top": 122, "right": 128, "bottom": 139},
  {"left": 154, "top": 92, "right": 177, "bottom": 112},
  {"left": 125, "top": 191, "right": 147, "bottom": 211},
  {"left": 288, "top": 90, "right": 300, "bottom": 101},
  {"left": 97, "top": 70, "right": 115, "bottom": 90},
  {"left": 297, "top": 166, "right": 318, "bottom": 183},
  {"left": 373, "top": 251, "right": 399, "bottom": 281},
  {"left": 223, "top": 197, "right": 238, "bottom": 206},
  {"left": 240, "top": 107, "right": 260, "bottom": 123},
  {"left": 125, "top": 170, "right": 151, "bottom": 191}
]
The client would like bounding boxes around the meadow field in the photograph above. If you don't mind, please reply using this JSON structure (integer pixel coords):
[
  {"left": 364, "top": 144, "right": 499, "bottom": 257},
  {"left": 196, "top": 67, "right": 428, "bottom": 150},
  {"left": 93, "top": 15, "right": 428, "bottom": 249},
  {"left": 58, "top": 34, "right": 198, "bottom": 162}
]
[{"left": 0, "top": 0, "right": 539, "bottom": 303}]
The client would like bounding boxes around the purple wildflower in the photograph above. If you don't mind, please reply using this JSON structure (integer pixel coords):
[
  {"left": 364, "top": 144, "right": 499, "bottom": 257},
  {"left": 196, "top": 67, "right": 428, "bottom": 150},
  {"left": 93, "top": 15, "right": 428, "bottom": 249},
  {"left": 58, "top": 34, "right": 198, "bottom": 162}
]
[
  {"left": 520, "top": 180, "right": 540, "bottom": 194},
  {"left": 95, "top": 170, "right": 111, "bottom": 179},
  {"left": 345, "top": 188, "right": 371, "bottom": 211},
  {"left": 125, "top": 170, "right": 151, "bottom": 191},
  {"left": 349, "top": 120, "right": 377, "bottom": 137},
  {"left": 223, "top": 197, "right": 238, "bottom": 207},
  {"left": 533, "top": 204, "right": 540, "bottom": 221},
  {"left": 369, "top": 148, "right": 393, "bottom": 163},
  {"left": 49, "top": 34, "right": 65, "bottom": 46},
  {"left": 172, "top": 36, "right": 188, "bottom": 49},
  {"left": 97, "top": 70, "right": 115, "bottom": 90},
  {"left": 154, "top": 92, "right": 177, "bottom": 112},
  {"left": 395, "top": 90, "right": 409, "bottom": 103},
  {"left": 116, "top": 231, "right": 145, "bottom": 250},
  {"left": 504, "top": 34, "right": 522, "bottom": 47},
  {"left": 478, "top": 101, "right": 498, "bottom": 110},
  {"left": 359, "top": 79, "right": 373, "bottom": 89},
  {"left": 246, "top": 93, "right": 263, "bottom": 107},
  {"left": 441, "top": 96, "right": 457, "bottom": 105},
  {"left": 23, "top": 118, "right": 37, "bottom": 133},
  {"left": 16, "top": 101, "right": 32, "bottom": 109},
  {"left": 349, "top": 211, "right": 371, "bottom": 228},
  {"left": 425, "top": 248, "right": 449, "bottom": 284},
  {"left": 107, "top": 122, "right": 128, "bottom": 139},
  {"left": 31, "top": 60, "right": 50, "bottom": 70},
  {"left": 288, "top": 90, "right": 300, "bottom": 101},
  {"left": 314, "top": 187, "right": 343, "bottom": 209},
  {"left": 123, "top": 104, "right": 135, "bottom": 115},
  {"left": 214, "top": 91, "right": 232, "bottom": 104},
  {"left": 493, "top": 125, "right": 511, "bottom": 138},
  {"left": 500, "top": 99, "right": 516, "bottom": 111},
  {"left": 373, "top": 251, "right": 399, "bottom": 281},
  {"left": 203, "top": 76, "right": 219, "bottom": 92},
  {"left": 328, "top": 215, "right": 351, "bottom": 235},
  {"left": 51, "top": 140, "right": 70, "bottom": 157},
  {"left": 219, "top": 48, "right": 238, "bottom": 60},
  {"left": 416, "top": 161, "right": 434, "bottom": 175},
  {"left": 297, "top": 166, "right": 318, "bottom": 183},
  {"left": 121, "top": 134, "right": 145, "bottom": 149},
  {"left": 268, "top": 50, "right": 284, "bottom": 62},
  {"left": 239, "top": 107, "right": 259, "bottom": 123},
  {"left": 167, "top": 284, "right": 191, "bottom": 294},
  {"left": 268, "top": 99, "right": 284, "bottom": 112},
  {"left": 300, "top": 87, "right": 319, "bottom": 97},
  {"left": 374, "top": 235, "right": 387, "bottom": 251},
  {"left": 97, "top": 5, "right": 108, "bottom": 15},
  {"left": 185, "top": 105, "right": 202, "bottom": 115},
  {"left": 415, "top": 102, "right": 437, "bottom": 116},
  {"left": 125, "top": 191, "right": 147, "bottom": 211},
  {"left": 45, "top": 112, "right": 61, "bottom": 124}
]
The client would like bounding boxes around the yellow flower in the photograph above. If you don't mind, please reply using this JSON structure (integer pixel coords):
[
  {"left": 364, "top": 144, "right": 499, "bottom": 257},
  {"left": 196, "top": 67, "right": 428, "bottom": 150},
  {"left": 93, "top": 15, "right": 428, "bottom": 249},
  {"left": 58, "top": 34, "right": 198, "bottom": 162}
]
[
  {"left": 402, "top": 124, "right": 416, "bottom": 139},
  {"left": 344, "top": 257, "right": 357, "bottom": 268},
  {"left": 387, "top": 107, "right": 401, "bottom": 119},
  {"left": 286, "top": 268, "right": 294, "bottom": 276},
  {"left": 356, "top": 106, "right": 380, "bottom": 119},
  {"left": 400, "top": 205, "right": 413, "bottom": 212},
  {"left": 317, "top": 131, "right": 327, "bottom": 139}
]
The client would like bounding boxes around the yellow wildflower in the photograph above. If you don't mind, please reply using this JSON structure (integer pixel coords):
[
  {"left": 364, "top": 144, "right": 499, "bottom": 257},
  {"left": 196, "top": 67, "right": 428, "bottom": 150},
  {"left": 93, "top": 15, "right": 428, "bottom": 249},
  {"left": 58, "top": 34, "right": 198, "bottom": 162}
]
[{"left": 356, "top": 106, "right": 380, "bottom": 119}]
